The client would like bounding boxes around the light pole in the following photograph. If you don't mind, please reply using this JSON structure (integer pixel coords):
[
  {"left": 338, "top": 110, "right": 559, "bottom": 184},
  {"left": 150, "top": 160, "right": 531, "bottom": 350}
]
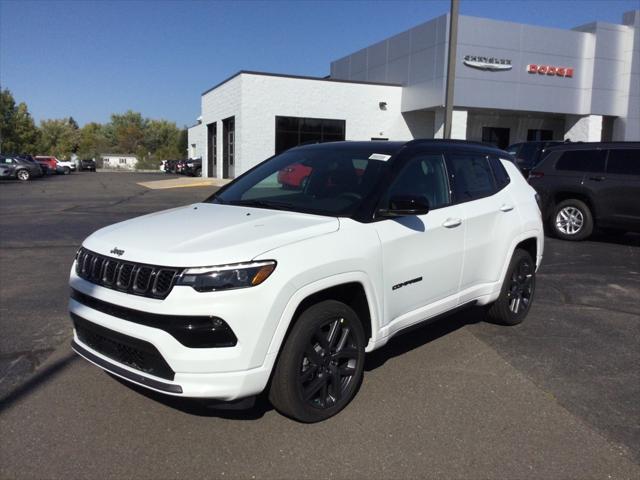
[{"left": 444, "top": 0, "right": 459, "bottom": 139}]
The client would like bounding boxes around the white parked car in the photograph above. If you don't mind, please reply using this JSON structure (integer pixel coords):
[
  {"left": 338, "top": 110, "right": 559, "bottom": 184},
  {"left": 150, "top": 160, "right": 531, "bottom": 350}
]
[
  {"left": 56, "top": 158, "right": 76, "bottom": 174},
  {"left": 69, "top": 140, "right": 543, "bottom": 422}
]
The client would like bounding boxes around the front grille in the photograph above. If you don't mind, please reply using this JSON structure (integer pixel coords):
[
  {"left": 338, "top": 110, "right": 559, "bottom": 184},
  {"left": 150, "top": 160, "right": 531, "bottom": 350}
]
[
  {"left": 72, "top": 313, "right": 175, "bottom": 380},
  {"left": 75, "top": 248, "right": 181, "bottom": 299}
]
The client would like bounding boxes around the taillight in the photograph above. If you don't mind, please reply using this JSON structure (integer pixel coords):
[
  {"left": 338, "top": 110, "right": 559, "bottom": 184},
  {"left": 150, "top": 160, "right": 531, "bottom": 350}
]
[{"left": 529, "top": 170, "right": 544, "bottom": 179}]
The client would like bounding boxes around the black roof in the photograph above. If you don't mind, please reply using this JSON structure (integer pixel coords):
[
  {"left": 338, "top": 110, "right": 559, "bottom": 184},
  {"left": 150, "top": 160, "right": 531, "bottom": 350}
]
[
  {"left": 292, "top": 139, "right": 508, "bottom": 157},
  {"left": 545, "top": 141, "right": 640, "bottom": 152}
]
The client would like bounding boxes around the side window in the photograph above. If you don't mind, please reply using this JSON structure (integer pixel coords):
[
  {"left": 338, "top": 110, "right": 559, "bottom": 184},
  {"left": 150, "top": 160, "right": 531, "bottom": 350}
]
[
  {"left": 506, "top": 143, "right": 521, "bottom": 156},
  {"left": 606, "top": 149, "right": 640, "bottom": 176},
  {"left": 448, "top": 153, "right": 496, "bottom": 202},
  {"left": 383, "top": 153, "right": 450, "bottom": 210},
  {"left": 489, "top": 156, "right": 511, "bottom": 190},
  {"left": 555, "top": 150, "right": 605, "bottom": 172}
]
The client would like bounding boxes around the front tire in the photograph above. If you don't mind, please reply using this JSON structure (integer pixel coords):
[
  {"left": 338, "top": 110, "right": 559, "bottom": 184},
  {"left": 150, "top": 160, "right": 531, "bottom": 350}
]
[
  {"left": 17, "top": 169, "right": 30, "bottom": 181},
  {"left": 269, "top": 300, "right": 366, "bottom": 423},
  {"left": 551, "top": 199, "right": 593, "bottom": 241},
  {"left": 63, "top": 167, "right": 71, "bottom": 175},
  {"left": 487, "top": 249, "right": 536, "bottom": 326}
]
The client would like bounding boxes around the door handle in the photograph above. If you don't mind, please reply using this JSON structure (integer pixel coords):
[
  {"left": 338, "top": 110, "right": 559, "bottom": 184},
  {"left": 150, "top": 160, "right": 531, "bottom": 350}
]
[
  {"left": 442, "top": 218, "right": 462, "bottom": 228},
  {"left": 500, "top": 204, "right": 514, "bottom": 212},
  {"left": 588, "top": 176, "right": 606, "bottom": 182}
]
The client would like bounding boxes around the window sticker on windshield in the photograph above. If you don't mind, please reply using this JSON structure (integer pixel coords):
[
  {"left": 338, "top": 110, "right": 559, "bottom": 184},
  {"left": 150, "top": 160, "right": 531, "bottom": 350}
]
[{"left": 369, "top": 153, "right": 391, "bottom": 161}]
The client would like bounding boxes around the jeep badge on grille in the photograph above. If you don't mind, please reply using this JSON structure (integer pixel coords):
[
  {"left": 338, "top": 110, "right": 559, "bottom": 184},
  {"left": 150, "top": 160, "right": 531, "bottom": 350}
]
[{"left": 110, "top": 247, "right": 125, "bottom": 256}]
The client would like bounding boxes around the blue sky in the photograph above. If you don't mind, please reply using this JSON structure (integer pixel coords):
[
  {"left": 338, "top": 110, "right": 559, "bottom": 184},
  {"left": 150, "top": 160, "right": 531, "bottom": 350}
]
[{"left": 1, "top": 0, "right": 638, "bottom": 127}]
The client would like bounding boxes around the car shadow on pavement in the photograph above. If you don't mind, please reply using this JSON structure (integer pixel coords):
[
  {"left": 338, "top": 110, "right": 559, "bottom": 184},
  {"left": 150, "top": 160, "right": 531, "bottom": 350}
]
[
  {"left": 365, "top": 306, "right": 486, "bottom": 372},
  {"left": 589, "top": 231, "right": 640, "bottom": 247},
  {"left": 108, "top": 306, "right": 487, "bottom": 420}
]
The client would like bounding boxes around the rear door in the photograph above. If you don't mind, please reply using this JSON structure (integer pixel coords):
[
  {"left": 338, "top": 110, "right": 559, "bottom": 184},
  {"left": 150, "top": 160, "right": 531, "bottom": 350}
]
[
  {"left": 445, "top": 151, "right": 517, "bottom": 303},
  {"left": 599, "top": 148, "right": 640, "bottom": 229}
]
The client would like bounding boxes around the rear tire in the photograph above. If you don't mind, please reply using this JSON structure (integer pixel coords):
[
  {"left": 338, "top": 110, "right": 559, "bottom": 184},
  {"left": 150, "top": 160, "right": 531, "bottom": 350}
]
[
  {"left": 17, "top": 169, "right": 30, "bottom": 181},
  {"left": 551, "top": 199, "right": 593, "bottom": 241},
  {"left": 195, "top": 168, "right": 202, "bottom": 177},
  {"left": 63, "top": 167, "right": 71, "bottom": 175},
  {"left": 269, "top": 300, "right": 366, "bottom": 423},
  {"left": 487, "top": 249, "right": 536, "bottom": 326}
]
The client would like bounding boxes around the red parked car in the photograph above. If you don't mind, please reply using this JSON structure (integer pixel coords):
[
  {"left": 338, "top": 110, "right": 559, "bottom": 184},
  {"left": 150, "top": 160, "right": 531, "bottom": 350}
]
[
  {"left": 34, "top": 156, "right": 57, "bottom": 175},
  {"left": 278, "top": 163, "right": 313, "bottom": 189}
]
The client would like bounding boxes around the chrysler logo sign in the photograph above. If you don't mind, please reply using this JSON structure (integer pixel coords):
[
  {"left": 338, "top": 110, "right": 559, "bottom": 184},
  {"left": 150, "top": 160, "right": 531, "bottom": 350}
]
[{"left": 463, "top": 55, "right": 512, "bottom": 71}]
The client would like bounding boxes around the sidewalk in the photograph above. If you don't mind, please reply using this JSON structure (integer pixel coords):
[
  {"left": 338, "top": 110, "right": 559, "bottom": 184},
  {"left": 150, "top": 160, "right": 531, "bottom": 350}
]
[{"left": 137, "top": 177, "right": 231, "bottom": 190}]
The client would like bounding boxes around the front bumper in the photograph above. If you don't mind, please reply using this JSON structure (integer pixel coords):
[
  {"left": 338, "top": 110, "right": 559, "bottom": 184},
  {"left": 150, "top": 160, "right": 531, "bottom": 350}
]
[
  {"left": 72, "top": 333, "right": 275, "bottom": 399},
  {"left": 68, "top": 269, "right": 282, "bottom": 399}
]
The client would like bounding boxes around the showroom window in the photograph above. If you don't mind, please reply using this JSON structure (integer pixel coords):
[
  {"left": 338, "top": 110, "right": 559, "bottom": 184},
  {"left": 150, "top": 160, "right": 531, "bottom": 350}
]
[
  {"left": 275, "top": 116, "right": 345, "bottom": 154},
  {"left": 527, "top": 129, "right": 554, "bottom": 141}
]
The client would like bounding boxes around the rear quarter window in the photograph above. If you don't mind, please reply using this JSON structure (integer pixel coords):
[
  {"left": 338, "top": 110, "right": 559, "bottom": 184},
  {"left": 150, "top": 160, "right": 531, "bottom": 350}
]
[
  {"left": 606, "top": 149, "right": 640, "bottom": 175},
  {"left": 555, "top": 149, "right": 606, "bottom": 173},
  {"left": 489, "top": 156, "right": 511, "bottom": 189}
]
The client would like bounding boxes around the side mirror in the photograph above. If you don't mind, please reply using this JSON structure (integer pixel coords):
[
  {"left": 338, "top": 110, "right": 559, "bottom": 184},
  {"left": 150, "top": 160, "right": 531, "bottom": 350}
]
[{"left": 378, "top": 195, "right": 430, "bottom": 217}]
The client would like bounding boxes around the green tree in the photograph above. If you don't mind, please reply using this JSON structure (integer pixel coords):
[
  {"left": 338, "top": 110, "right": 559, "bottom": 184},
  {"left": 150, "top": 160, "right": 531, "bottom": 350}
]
[
  {"left": 0, "top": 88, "right": 39, "bottom": 154},
  {"left": 37, "top": 117, "right": 80, "bottom": 158},
  {"left": 108, "top": 110, "right": 147, "bottom": 154},
  {"left": 178, "top": 127, "right": 188, "bottom": 158},
  {"left": 145, "top": 119, "right": 181, "bottom": 155},
  {"left": 77, "top": 122, "right": 109, "bottom": 159}
]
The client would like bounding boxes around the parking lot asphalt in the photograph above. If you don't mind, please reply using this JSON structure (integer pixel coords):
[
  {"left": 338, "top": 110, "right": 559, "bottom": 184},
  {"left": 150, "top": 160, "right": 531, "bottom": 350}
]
[{"left": 1, "top": 172, "right": 639, "bottom": 479}]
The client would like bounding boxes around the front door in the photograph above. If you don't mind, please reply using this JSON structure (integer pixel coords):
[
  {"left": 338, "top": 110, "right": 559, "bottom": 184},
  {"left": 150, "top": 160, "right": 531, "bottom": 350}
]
[{"left": 374, "top": 151, "right": 465, "bottom": 329}]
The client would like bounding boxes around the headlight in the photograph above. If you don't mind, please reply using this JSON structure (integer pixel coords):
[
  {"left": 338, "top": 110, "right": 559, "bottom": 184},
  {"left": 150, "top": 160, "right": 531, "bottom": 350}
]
[{"left": 176, "top": 260, "right": 276, "bottom": 292}]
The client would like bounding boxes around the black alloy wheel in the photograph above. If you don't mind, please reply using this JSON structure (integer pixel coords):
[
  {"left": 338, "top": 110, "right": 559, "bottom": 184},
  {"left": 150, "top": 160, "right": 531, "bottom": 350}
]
[
  {"left": 269, "top": 300, "right": 366, "bottom": 422},
  {"left": 487, "top": 248, "right": 536, "bottom": 326},
  {"left": 506, "top": 256, "right": 534, "bottom": 315},
  {"left": 297, "top": 316, "right": 359, "bottom": 410}
]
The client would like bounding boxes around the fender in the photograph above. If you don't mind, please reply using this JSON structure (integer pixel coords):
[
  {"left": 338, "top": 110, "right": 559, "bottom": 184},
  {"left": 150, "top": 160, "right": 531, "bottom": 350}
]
[
  {"left": 265, "top": 271, "right": 383, "bottom": 365},
  {"left": 492, "top": 229, "right": 544, "bottom": 302}
]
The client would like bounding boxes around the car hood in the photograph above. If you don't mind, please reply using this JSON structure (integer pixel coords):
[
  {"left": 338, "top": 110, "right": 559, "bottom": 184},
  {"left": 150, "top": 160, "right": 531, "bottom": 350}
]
[{"left": 82, "top": 203, "right": 340, "bottom": 267}]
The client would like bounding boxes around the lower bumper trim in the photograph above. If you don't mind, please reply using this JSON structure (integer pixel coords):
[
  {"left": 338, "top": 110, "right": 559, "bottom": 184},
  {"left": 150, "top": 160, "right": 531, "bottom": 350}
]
[{"left": 72, "top": 340, "right": 183, "bottom": 394}]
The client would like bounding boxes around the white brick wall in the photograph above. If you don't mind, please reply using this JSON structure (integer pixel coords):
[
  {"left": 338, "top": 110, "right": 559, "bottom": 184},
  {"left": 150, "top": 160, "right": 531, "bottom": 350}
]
[
  {"left": 187, "top": 123, "right": 205, "bottom": 160},
  {"left": 199, "top": 73, "right": 416, "bottom": 178},
  {"left": 201, "top": 76, "right": 243, "bottom": 178}
]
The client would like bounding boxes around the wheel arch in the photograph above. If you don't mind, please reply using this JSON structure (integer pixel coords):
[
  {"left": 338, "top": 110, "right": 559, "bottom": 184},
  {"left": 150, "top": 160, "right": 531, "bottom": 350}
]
[
  {"left": 266, "top": 273, "right": 381, "bottom": 361},
  {"left": 552, "top": 191, "right": 597, "bottom": 223},
  {"left": 490, "top": 231, "right": 543, "bottom": 306}
]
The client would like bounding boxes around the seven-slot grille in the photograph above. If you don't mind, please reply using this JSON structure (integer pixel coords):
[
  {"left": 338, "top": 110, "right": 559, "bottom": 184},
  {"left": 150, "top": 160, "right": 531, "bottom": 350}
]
[{"left": 75, "top": 247, "right": 181, "bottom": 299}]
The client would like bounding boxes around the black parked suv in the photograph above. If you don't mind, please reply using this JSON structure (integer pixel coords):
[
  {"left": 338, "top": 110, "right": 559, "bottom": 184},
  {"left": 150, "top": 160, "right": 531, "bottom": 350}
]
[
  {"left": 0, "top": 154, "right": 44, "bottom": 181},
  {"left": 528, "top": 142, "right": 640, "bottom": 240},
  {"left": 184, "top": 157, "right": 202, "bottom": 177},
  {"left": 507, "top": 141, "right": 563, "bottom": 177},
  {"left": 80, "top": 159, "right": 96, "bottom": 171}
]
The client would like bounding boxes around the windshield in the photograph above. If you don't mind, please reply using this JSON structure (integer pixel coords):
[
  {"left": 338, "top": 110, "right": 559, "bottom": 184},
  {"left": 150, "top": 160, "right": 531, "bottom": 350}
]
[{"left": 207, "top": 146, "right": 395, "bottom": 217}]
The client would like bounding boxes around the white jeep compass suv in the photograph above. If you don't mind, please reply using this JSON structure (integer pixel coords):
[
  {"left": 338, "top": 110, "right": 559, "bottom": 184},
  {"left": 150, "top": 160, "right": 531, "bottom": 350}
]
[{"left": 69, "top": 140, "right": 543, "bottom": 422}]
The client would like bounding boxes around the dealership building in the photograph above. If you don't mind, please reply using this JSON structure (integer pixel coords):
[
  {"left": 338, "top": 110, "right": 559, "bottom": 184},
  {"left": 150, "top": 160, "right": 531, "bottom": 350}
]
[{"left": 188, "top": 9, "right": 639, "bottom": 178}]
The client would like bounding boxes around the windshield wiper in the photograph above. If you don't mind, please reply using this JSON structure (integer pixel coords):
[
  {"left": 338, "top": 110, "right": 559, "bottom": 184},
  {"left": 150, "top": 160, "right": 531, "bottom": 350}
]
[{"left": 228, "top": 199, "right": 295, "bottom": 210}]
